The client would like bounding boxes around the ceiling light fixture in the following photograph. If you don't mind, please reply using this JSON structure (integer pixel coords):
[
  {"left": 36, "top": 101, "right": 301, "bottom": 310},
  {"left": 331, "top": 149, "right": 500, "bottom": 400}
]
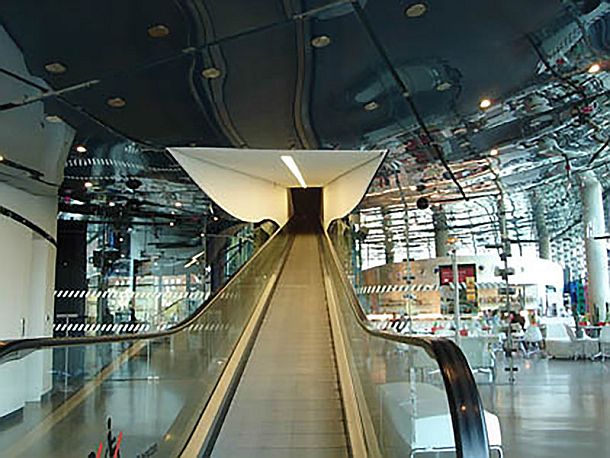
[
  {"left": 408, "top": 185, "right": 417, "bottom": 191},
  {"left": 45, "top": 114, "right": 63, "bottom": 123},
  {"left": 202, "top": 67, "right": 221, "bottom": 79},
  {"left": 311, "top": 35, "right": 331, "bottom": 48},
  {"left": 169, "top": 221, "right": 175, "bottom": 227},
  {"left": 44, "top": 62, "right": 67, "bottom": 74},
  {"left": 147, "top": 24, "right": 170, "bottom": 38},
  {"left": 405, "top": 2, "right": 428, "bottom": 18},
  {"left": 364, "top": 101, "right": 379, "bottom": 111},
  {"left": 107, "top": 97, "right": 126, "bottom": 108},
  {"left": 175, "top": 201, "right": 182, "bottom": 208},
  {"left": 588, "top": 63, "right": 601, "bottom": 74},
  {"left": 479, "top": 98, "right": 492, "bottom": 109},
  {"left": 75, "top": 145, "right": 87, "bottom": 153},
  {"left": 0, "top": 154, "right": 4, "bottom": 162},
  {"left": 109, "top": 202, "right": 116, "bottom": 207},
  {"left": 84, "top": 181, "right": 93, "bottom": 189},
  {"left": 489, "top": 148, "right": 499, "bottom": 156},
  {"left": 280, "top": 155, "right": 307, "bottom": 188}
]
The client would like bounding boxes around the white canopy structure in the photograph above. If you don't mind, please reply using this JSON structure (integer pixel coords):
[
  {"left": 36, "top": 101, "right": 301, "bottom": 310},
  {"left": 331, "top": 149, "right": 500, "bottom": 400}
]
[{"left": 168, "top": 148, "right": 386, "bottom": 228}]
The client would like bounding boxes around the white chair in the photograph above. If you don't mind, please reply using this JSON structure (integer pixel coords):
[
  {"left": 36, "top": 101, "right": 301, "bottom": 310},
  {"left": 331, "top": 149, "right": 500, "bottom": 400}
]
[
  {"left": 522, "top": 325, "right": 543, "bottom": 358},
  {"left": 564, "top": 324, "right": 599, "bottom": 359}
]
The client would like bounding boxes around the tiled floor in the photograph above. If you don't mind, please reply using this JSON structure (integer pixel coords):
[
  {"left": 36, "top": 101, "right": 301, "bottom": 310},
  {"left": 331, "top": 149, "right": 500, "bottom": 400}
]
[
  {"left": 479, "top": 355, "right": 610, "bottom": 458},
  {"left": 212, "top": 235, "right": 349, "bottom": 457}
]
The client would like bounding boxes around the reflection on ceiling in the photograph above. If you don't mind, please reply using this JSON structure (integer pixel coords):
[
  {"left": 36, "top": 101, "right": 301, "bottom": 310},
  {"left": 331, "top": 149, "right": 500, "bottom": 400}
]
[{"left": 2, "top": 1, "right": 610, "bottom": 275}]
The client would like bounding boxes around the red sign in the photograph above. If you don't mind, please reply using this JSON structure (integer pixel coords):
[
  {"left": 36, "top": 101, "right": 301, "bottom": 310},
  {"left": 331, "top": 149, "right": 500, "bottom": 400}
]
[{"left": 439, "top": 264, "right": 476, "bottom": 285}]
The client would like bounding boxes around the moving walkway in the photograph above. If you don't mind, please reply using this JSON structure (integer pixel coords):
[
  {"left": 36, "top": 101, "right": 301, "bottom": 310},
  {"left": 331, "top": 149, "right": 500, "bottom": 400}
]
[{"left": 0, "top": 215, "right": 492, "bottom": 457}]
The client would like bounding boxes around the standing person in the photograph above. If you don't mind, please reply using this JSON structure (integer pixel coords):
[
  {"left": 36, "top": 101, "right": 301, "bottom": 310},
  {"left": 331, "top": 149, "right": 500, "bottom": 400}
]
[{"left": 128, "top": 297, "right": 137, "bottom": 328}]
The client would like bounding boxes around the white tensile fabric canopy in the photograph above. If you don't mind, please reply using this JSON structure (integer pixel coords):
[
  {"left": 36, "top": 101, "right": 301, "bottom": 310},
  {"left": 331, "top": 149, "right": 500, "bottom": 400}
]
[{"left": 168, "top": 147, "right": 386, "bottom": 228}]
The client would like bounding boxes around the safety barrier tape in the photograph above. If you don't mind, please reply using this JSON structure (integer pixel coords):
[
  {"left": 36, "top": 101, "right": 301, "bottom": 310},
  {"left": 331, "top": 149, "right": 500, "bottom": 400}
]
[
  {"left": 54, "top": 290, "right": 206, "bottom": 300},
  {"left": 53, "top": 321, "right": 232, "bottom": 333},
  {"left": 356, "top": 282, "right": 506, "bottom": 294},
  {"left": 66, "top": 157, "right": 181, "bottom": 172}
]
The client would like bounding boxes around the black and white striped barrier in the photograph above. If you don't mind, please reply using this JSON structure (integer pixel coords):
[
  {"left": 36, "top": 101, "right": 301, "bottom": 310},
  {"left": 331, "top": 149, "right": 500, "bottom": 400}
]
[
  {"left": 356, "top": 282, "right": 506, "bottom": 295},
  {"left": 54, "top": 290, "right": 207, "bottom": 300},
  {"left": 53, "top": 321, "right": 232, "bottom": 334},
  {"left": 66, "top": 157, "right": 181, "bottom": 172}
]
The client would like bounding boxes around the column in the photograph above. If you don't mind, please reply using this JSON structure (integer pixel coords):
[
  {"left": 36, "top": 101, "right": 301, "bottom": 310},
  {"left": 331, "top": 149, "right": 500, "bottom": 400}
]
[
  {"left": 579, "top": 171, "right": 610, "bottom": 322},
  {"left": 432, "top": 207, "right": 449, "bottom": 257},
  {"left": 532, "top": 193, "right": 551, "bottom": 260},
  {"left": 0, "top": 25, "right": 75, "bottom": 415}
]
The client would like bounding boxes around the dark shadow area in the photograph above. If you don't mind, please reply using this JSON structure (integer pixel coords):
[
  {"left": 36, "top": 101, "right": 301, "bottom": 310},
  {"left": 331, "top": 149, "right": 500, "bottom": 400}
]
[{"left": 288, "top": 188, "right": 323, "bottom": 233}]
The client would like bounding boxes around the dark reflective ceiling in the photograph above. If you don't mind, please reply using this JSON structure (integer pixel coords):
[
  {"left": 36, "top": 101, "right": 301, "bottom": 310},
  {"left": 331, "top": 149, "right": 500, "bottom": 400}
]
[
  {"left": 0, "top": 0, "right": 578, "bottom": 149},
  {"left": 2, "top": 0, "right": 610, "bottom": 260}
]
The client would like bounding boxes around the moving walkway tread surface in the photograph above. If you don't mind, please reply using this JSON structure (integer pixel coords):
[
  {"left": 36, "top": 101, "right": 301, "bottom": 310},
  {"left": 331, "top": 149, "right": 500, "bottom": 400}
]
[{"left": 211, "top": 234, "right": 349, "bottom": 457}]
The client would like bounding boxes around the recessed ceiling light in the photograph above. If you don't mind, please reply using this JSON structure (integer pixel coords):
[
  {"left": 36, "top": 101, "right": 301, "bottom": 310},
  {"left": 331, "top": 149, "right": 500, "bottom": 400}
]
[
  {"left": 147, "top": 24, "right": 170, "bottom": 38},
  {"left": 45, "top": 114, "right": 63, "bottom": 123},
  {"left": 202, "top": 67, "right": 221, "bottom": 79},
  {"left": 405, "top": 2, "right": 427, "bottom": 18},
  {"left": 84, "top": 181, "right": 93, "bottom": 189},
  {"left": 588, "top": 63, "right": 601, "bottom": 74},
  {"left": 435, "top": 81, "right": 452, "bottom": 91},
  {"left": 213, "top": 216, "right": 219, "bottom": 222},
  {"left": 364, "top": 101, "right": 379, "bottom": 111},
  {"left": 109, "top": 202, "right": 116, "bottom": 207},
  {"left": 280, "top": 155, "right": 307, "bottom": 188},
  {"left": 311, "top": 35, "right": 331, "bottom": 48},
  {"left": 75, "top": 145, "right": 87, "bottom": 153},
  {"left": 0, "top": 154, "right": 4, "bottom": 162},
  {"left": 107, "top": 97, "right": 126, "bottom": 108},
  {"left": 44, "top": 62, "right": 67, "bottom": 74},
  {"left": 489, "top": 148, "right": 499, "bottom": 156},
  {"left": 169, "top": 221, "right": 175, "bottom": 227},
  {"left": 479, "top": 98, "right": 492, "bottom": 109},
  {"left": 175, "top": 201, "right": 182, "bottom": 208}
]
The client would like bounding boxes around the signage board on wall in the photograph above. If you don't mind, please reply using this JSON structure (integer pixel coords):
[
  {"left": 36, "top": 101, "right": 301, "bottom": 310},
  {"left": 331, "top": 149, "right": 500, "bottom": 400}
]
[{"left": 438, "top": 264, "right": 476, "bottom": 285}]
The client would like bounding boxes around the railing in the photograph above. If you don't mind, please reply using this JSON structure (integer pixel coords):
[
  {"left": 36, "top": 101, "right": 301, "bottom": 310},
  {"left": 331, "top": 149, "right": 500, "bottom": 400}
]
[
  {"left": 0, "top": 223, "right": 491, "bottom": 458},
  {"left": 319, "top": 232, "right": 491, "bottom": 458},
  {"left": 0, "top": 226, "right": 292, "bottom": 457}
]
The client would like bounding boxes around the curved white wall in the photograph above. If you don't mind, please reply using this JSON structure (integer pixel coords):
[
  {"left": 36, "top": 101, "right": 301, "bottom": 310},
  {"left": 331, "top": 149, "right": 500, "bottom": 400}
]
[
  {"left": 172, "top": 151, "right": 289, "bottom": 225},
  {"left": 0, "top": 26, "right": 74, "bottom": 417},
  {"left": 169, "top": 148, "right": 386, "bottom": 229},
  {"left": 323, "top": 155, "right": 382, "bottom": 229}
]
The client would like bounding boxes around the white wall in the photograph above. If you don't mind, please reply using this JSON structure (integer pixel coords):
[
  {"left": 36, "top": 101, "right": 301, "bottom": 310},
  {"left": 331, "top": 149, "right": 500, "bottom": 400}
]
[
  {"left": 323, "top": 155, "right": 384, "bottom": 229},
  {"left": 171, "top": 151, "right": 290, "bottom": 225},
  {"left": 0, "top": 25, "right": 74, "bottom": 416},
  {"left": 170, "top": 148, "right": 385, "bottom": 228}
]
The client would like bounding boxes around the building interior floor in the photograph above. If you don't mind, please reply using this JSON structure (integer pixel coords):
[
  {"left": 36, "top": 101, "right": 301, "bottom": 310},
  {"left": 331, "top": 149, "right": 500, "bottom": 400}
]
[{"left": 479, "top": 355, "right": 610, "bottom": 458}]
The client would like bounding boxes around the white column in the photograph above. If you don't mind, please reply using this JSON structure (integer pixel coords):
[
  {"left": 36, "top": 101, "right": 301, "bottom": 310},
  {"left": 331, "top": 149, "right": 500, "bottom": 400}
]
[
  {"left": 433, "top": 207, "right": 449, "bottom": 257},
  {"left": 0, "top": 25, "right": 74, "bottom": 416},
  {"left": 532, "top": 194, "right": 551, "bottom": 260},
  {"left": 580, "top": 172, "right": 610, "bottom": 322}
]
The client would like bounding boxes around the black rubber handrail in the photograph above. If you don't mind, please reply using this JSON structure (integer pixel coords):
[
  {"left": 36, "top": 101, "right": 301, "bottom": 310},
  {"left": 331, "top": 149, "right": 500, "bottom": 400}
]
[
  {"left": 0, "top": 223, "right": 290, "bottom": 364},
  {"left": 320, "top": 232, "right": 491, "bottom": 458}
]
